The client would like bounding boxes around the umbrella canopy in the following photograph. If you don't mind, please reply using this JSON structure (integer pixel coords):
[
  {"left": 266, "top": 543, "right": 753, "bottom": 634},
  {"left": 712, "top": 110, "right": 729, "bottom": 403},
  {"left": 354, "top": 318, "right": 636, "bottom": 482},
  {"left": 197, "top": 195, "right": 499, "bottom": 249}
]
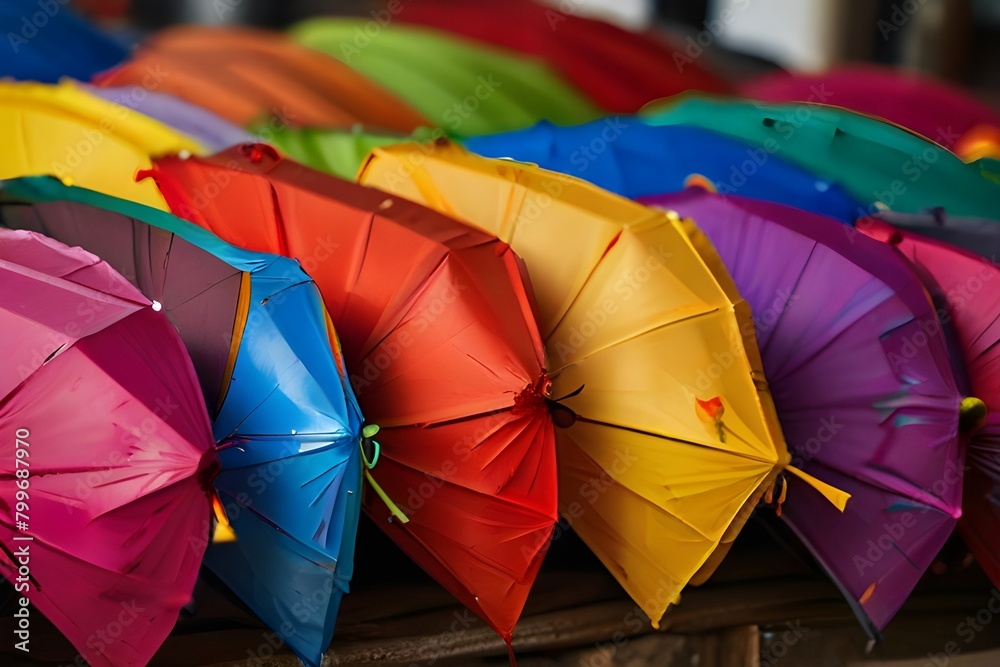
[
  {"left": 0, "top": 80, "right": 202, "bottom": 210},
  {"left": 92, "top": 25, "right": 428, "bottom": 132},
  {"left": 0, "top": 177, "right": 363, "bottom": 667},
  {"left": 357, "top": 140, "right": 850, "bottom": 626},
  {"left": 871, "top": 209, "right": 1000, "bottom": 260},
  {"left": 0, "top": 228, "right": 215, "bottom": 667},
  {"left": 740, "top": 66, "right": 1000, "bottom": 155},
  {"left": 85, "top": 84, "right": 255, "bottom": 152},
  {"left": 255, "top": 124, "right": 438, "bottom": 180},
  {"left": 856, "top": 218, "right": 999, "bottom": 590},
  {"left": 642, "top": 95, "right": 1000, "bottom": 221},
  {"left": 140, "top": 144, "right": 558, "bottom": 647},
  {"left": 640, "top": 189, "right": 966, "bottom": 635},
  {"left": 0, "top": 0, "right": 126, "bottom": 83},
  {"left": 397, "top": 0, "right": 731, "bottom": 113},
  {"left": 464, "top": 119, "right": 863, "bottom": 222},
  {"left": 290, "top": 19, "right": 603, "bottom": 136}
]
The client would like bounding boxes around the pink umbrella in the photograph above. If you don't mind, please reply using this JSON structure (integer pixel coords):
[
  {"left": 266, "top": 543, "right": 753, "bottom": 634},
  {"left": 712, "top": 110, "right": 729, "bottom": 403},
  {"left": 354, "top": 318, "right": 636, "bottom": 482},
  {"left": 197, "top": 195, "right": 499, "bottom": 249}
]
[
  {"left": 740, "top": 65, "right": 1000, "bottom": 152},
  {"left": 0, "top": 229, "right": 217, "bottom": 667}
]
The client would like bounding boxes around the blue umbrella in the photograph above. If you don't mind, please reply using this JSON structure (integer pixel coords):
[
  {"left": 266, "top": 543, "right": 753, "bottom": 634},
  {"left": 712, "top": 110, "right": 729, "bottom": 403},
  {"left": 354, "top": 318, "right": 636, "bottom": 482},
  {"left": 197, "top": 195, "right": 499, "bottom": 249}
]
[
  {"left": 463, "top": 119, "right": 863, "bottom": 222},
  {"left": 0, "top": 176, "right": 364, "bottom": 667},
  {"left": 0, "top": 0, "right": 127, "bottom": 83}
]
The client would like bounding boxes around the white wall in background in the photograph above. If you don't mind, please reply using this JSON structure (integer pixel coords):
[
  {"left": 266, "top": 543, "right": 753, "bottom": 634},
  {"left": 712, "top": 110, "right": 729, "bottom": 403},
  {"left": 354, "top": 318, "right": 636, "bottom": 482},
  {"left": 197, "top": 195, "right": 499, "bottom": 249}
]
[
  {"left": 709, "top": 0, "right": 840, "bottom": 71},
  {"left": 539, "top": 0, "right": 654, "bottom": 31}
]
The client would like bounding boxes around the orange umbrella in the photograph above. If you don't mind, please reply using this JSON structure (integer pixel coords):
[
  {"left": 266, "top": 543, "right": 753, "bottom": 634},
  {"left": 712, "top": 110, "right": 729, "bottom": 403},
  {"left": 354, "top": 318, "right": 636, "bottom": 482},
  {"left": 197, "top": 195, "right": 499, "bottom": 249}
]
[{"left": 92, "top": 25, "right": 428, "bottom": 132}]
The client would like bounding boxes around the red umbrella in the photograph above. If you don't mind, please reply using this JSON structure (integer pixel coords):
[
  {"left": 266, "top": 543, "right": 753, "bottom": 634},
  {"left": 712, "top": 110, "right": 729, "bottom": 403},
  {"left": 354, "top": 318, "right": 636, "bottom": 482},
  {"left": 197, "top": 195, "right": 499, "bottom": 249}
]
[
  {"left": 398, "top": 0, "right": 731, "bottom": 113},
  {"left": 858, "top": 218, "right": 999, "bottom": 588},
  {"left": 140, "top": 144, "right": 558, "bottom": 650},
  {"left": 0, "top": 229, "right": 217, "bottom": 667}
]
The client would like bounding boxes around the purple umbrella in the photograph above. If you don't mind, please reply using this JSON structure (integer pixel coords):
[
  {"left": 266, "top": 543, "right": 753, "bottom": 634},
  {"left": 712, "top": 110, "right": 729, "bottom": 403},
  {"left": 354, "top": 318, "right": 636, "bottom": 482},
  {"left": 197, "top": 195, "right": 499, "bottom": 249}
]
[
  {"left": 640, "top": 189, "right": 967, "bottom": 637},
  {"left": 84, "top": 84, "right": 255, "bottom": 151}
]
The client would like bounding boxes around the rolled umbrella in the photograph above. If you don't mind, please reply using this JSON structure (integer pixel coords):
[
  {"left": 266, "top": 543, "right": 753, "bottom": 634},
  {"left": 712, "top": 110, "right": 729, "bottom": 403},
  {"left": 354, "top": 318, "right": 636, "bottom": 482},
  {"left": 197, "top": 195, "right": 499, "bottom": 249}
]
[
  {"left": 740, "top": 65, "right": 1000, "bottom": 155},
  {"left": 640, "top": 188, "right": 967, "bottom": 636},
  {"left": 0, "top": 0, "right": 126, "bottom": 83},
  {"left": 92, "top": 25, "right": 428, "bottom": 132},
  {"left": 357, "top": 140, "right": 849, "bottom": 627},
  {"left": 397, "top": 0, "right": 731, "bottom": 113},
  {"left": 857, "top": 218, "right": 999, "bottom": 590},
  {"left": 642, "top": 95, "right": 1000, "bottom": 221},
  {"left": 0, "top": 177, "right": 363, "bottom": 667},
  {"left": 0, "top": 228, "right": 216, "bottom": 667},
  {"left": 84, "top": 84, "right": 255, "bottom": 152},
  {"left": 0, "top": 80, "right": 202, "bottom": 210},
  {"left": 464, "top": 119, "right": 863, "bottom": 222},
  {"left": 290, "top": 19, "right": 602, "bottom": 136},
  {"left": 139, "top": 144, "right": 558, "bottom": 652}
]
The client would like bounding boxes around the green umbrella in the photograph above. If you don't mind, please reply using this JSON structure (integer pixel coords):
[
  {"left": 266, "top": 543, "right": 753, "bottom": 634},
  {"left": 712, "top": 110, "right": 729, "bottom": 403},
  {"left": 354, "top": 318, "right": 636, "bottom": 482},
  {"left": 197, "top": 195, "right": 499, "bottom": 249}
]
[
  {"left": 290, "top": 19, "right": 602, "bottom": 136},
  {"left": 252, "top": 123, "right": 438, "bottom": 180},
  {"left": 642, "top": 95, "right": 1000, "bottom": 221}
]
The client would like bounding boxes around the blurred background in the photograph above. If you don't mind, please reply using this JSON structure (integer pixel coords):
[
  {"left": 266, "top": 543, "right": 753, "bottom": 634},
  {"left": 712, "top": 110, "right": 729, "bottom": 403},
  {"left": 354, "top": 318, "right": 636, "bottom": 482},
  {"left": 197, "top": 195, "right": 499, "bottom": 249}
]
[{"left": 71, "top": 0, "right": 1000, "bottom": 103}]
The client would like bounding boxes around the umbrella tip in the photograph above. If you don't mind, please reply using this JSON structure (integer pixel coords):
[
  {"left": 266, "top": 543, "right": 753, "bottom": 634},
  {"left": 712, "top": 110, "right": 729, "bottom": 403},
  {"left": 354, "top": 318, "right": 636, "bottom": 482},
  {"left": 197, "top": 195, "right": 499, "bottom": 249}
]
[{"left": 959, "top": 396, "right": 988, "bottom": 432}]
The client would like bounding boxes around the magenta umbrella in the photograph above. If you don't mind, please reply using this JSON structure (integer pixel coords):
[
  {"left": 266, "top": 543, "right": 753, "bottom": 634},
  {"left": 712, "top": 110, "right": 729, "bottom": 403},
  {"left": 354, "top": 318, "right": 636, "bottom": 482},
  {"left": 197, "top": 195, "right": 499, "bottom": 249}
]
[
  {"left": 0, "top": 229, "right": 217, "bottom": 667},
  {"left": 857, "top": 218, "right": 1000, "bottom": 593},
  {"left": 640, "top": 190, "right": 966, "bottom": 637},
  {"left": 740, "top": 65, "right": 1000, "bottom": 151}
]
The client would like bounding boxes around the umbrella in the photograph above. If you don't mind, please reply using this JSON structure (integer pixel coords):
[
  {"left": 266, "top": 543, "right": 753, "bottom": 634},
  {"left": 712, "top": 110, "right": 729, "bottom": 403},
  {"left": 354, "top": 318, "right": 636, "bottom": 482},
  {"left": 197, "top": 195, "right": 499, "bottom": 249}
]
[
  {"left": 872, "top": 209, "right": 1000, "bottom": 260},
  {"left": 290, "top": 19, "right": 603, "bottom": 136},
  {"left": 0, "top": 227, "right": 216, "bottom": 667},
  {"left": 639, "top": 189, "right": 966, "bottom": 635},
  {"left": 140, "top": 144, "right": 558, "bottom": 649},
  {"left": 0, "top": 0, "right": 126, "bottom": 83},
  {"left": 357, "top": 140, "right": 849, "bottom": 626},
  {"left": 397, "top": 0, "right": 731, "bottom": 113},
  {"left": 85, "top": 84, "right": 255, "bottom": 152},
  {"left": 92, "top": 25, "right": 428, "bottom": 132},
  {"left": 255, "top": 124, "right": 437, "bottom": 181},
  {"left": 0, "top": 177, "right": 364, "bottom": 667},
  {"left": 463, "top": 119, "right": 864, "bottom": 222},
  {"left": 642, "top": 95, "right": 1000, "bottom": 221},
  {"left": 0, "top": 80, "right": 202, "bottom": 210},
  {"left": 740, "top": 65, "right": 1000, "bottom": 155},
  {"left": 856, "top": 218, "right": 999, "bottom": 590},
  {"left": 954, "top": 125, "right": 1000, "bottom": 162}
]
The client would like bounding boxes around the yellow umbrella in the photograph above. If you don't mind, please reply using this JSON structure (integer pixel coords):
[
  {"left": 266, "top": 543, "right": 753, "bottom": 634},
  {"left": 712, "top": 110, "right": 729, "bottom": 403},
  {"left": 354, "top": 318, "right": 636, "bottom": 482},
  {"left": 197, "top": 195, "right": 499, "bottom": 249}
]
[
  {"left": 0, "top": 81, "right": 202, "bottom": 210},
  {"left": 357, "top": 141, "right": 849, "bottom": 625}
]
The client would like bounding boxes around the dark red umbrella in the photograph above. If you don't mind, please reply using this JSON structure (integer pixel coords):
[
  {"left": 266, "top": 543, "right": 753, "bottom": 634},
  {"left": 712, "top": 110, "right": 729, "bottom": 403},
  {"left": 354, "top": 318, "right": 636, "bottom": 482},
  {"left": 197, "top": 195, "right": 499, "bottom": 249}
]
[{"left": 399, "top": 0, "right": 731, "bottom": 113}]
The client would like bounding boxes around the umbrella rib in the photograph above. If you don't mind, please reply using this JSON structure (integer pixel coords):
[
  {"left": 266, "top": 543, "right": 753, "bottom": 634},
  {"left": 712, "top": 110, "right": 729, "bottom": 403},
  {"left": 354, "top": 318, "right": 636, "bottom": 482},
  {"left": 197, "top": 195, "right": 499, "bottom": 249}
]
[
  {"left": 547, "top": 304, "right": 722, "bottom": 376},
  {"left": 572, "top": 416, "right": 779, "bottom": 465}
]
